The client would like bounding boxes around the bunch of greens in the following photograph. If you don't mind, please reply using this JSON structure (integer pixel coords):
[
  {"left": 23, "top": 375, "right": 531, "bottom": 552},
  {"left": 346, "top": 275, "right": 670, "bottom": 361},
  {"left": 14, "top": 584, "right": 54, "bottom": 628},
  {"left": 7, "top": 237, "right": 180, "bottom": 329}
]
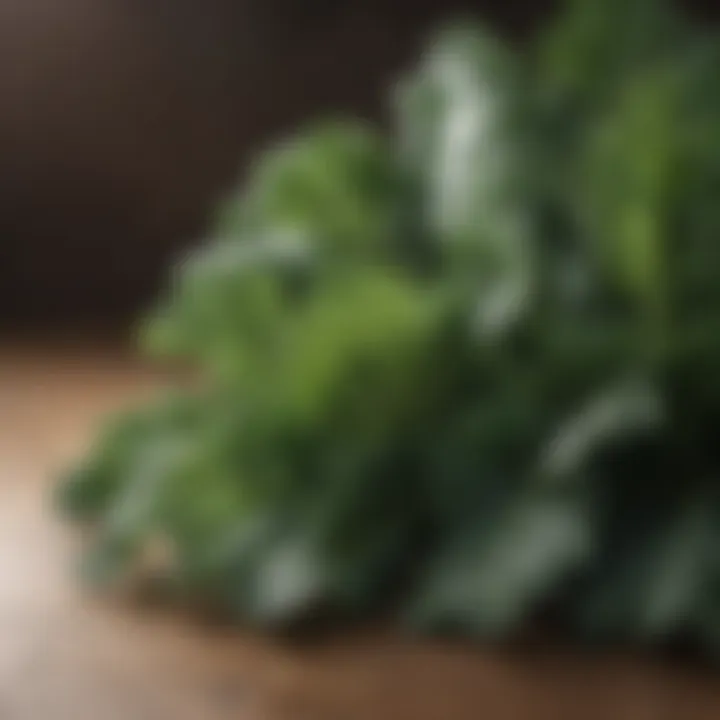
[{"left": 58, "top": 0, "right": 720, "bottom": 651}]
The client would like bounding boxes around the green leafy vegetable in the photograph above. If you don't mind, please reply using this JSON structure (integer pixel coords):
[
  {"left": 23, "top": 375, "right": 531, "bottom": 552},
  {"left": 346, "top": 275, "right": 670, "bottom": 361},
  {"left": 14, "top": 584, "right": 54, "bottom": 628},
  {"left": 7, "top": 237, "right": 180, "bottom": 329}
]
[{"left": 57, "top": 0, "right": 720, "bottom": 654}]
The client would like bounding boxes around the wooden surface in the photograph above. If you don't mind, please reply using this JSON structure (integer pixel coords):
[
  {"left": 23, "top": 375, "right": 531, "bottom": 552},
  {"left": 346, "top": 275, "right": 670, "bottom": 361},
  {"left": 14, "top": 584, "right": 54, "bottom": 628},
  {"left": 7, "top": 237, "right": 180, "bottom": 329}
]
[{"left": 3, "top": 340, "right": 720, "bottom": 720}]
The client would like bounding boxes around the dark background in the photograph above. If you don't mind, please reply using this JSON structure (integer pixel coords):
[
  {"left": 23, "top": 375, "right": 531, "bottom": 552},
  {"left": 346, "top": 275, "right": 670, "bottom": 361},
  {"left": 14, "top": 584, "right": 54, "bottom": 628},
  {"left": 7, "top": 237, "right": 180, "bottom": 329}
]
[{"left": 0, "top": 0, "right": 715, "bottom": 329}]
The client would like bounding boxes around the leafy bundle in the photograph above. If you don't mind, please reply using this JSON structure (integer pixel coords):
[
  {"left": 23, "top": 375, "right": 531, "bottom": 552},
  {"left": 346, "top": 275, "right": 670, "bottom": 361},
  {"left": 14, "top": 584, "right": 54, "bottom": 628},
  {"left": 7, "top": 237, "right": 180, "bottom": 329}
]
[{"left": 58, "top": 0, "right": 720, "bottom": 651}]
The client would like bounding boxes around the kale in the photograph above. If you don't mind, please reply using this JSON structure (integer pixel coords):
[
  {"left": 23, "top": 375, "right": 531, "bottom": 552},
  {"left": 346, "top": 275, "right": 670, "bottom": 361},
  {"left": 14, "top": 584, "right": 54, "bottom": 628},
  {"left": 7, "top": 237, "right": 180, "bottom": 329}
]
[{"left": 57, "top": 0, "right": 720, "bottom": 652}]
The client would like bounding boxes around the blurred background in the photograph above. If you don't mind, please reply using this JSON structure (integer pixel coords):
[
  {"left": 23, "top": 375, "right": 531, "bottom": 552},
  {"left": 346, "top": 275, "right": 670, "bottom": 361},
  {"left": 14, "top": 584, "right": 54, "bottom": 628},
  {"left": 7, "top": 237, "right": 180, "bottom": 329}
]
[{"left": 0, "top": 0, "right": 560, "bottom": 331}]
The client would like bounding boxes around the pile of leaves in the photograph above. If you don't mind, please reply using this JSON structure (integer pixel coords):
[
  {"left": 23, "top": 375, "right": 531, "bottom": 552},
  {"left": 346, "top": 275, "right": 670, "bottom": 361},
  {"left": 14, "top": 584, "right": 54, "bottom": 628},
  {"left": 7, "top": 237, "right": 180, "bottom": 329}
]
[{"left": 58, "top": 0, "right": 720, "bottom": 651}]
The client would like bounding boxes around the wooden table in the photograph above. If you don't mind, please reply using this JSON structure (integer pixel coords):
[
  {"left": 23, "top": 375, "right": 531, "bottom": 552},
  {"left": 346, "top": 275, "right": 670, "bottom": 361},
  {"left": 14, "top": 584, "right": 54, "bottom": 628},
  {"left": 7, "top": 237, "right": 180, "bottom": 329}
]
[{"left": 2, "top": 339, "right": 720, "bottom": 720}]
